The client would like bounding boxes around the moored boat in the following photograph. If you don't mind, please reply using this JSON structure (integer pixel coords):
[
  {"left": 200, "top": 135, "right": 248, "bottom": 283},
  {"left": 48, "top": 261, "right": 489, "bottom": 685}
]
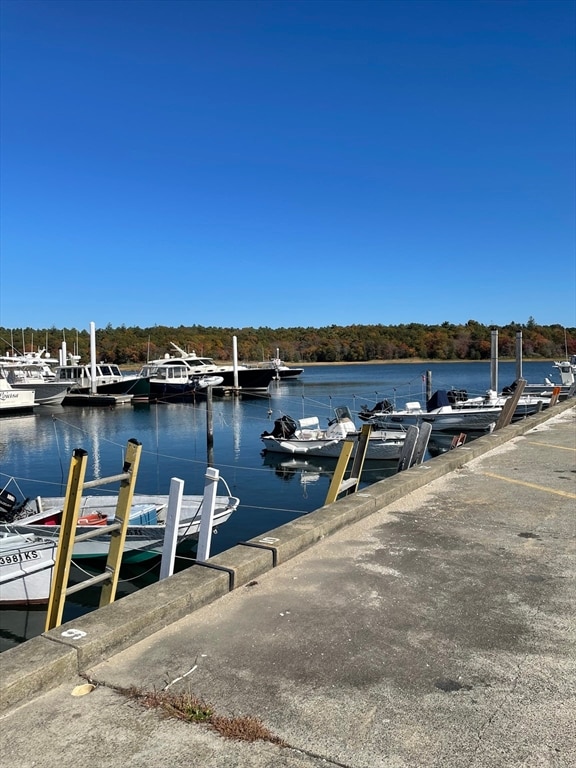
[
  {"left": 54, "top": 362, "right": 151, "bottom": 402},
  {"left": 254, "top": 349, "right": 303, "bottom": 380},
  {"left": 140, "top": 343, "right": 276, "bottom": 400},
  {"left": 261, "top": 406, "right": 407, "bottom": 459},
  {"left": 0, "top": 531, "right": 57, "bottom": 605},
  {"left": 2, "top": 365, "right": 69, "bottom": 405},
  {"left": 359, "top": 388, "right": 548, "bottom": 433},
  {"left": 0, "top": 372, "right": 37, "bottom": 416},
  {"left": 0, "top": 492, "right": 240, "bottom": 563}
]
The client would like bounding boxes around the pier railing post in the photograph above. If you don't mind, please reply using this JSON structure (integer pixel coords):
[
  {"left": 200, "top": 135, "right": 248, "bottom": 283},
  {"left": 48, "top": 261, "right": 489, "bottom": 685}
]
[
  {"left": 196, "top": 467, "right": 219, "bottom": 561},
  {"left": 159, "top": 477, "right": 185, "bottom": 580}
]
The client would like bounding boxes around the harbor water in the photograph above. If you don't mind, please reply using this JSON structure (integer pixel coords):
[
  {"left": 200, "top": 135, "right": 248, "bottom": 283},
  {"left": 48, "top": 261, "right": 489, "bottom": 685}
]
[{"left": 0, "top": 360, "right": 558, "bottom": 650}]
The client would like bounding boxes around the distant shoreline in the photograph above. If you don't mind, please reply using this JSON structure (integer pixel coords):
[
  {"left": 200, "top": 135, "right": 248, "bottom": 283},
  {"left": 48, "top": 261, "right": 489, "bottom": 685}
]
[
  {"left": 122, "top": 358, "right": 557, "bottom": 371},
  {"left": 263, "top": 358, "right": 557, "bottom": 367}
]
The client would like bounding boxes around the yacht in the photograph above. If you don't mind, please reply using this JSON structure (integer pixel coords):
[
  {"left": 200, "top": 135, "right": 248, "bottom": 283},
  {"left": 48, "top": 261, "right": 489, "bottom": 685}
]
[
  {"left": 140, "top": 343, "right": 276, "bottom": 401},
  {"left": 54, "top": 362, "right": 151, "bottom": 401}
]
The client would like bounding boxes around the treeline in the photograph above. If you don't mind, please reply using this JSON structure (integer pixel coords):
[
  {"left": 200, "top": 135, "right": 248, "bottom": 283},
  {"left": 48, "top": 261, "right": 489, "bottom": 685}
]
[{"left": 1, "top": 319, "right": 574, "bottom": 366}]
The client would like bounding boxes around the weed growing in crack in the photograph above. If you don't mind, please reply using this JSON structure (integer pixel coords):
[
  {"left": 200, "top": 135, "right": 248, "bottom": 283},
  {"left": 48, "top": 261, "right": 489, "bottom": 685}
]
[{"left": 83, "top": 676, "right": 286, "bottom": 745}]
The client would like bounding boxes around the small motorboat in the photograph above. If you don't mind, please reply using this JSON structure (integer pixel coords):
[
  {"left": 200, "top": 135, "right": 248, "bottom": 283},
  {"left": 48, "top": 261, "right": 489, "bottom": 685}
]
[
  {"left": 261, "top": 406, "right": 407, "bottom": 460},
  {"left": 0, "top": 531, "right": 57, "bottom": 605},
  {"left": 0, "top": 488, "right": 239, "bottom": 563}
]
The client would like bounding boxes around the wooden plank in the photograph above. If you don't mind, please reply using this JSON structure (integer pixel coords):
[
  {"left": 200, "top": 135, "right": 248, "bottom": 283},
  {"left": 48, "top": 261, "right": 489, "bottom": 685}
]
[
  {"left": 494, "top": 378, "right": 526, "bottom": 430},
  {"left": 324, "top": 441, "right": 355, "bottom": 505},
  {"left": 348, "top": 424, "right": 372, "bottom": 484},
  {"left": 45, "top": 439, "right": 143, "bottom": 631},
  {"left": 45, "top": 449, "right": 89, "bottom": 631},
  {"left": 99, "top": 440, "right": 142, "bottom": 607},
  {"left": 397, "top": 425, "right": 419, "bottom": 472},
  {"left": 411, "top": 422, "right": 432, "bottom": 466}
]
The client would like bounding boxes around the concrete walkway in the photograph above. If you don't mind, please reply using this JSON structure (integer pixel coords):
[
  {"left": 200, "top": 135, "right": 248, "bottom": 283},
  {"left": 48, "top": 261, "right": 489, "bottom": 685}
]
[{"left": 2, "top": 402, "right": 575, "bottom": 768}]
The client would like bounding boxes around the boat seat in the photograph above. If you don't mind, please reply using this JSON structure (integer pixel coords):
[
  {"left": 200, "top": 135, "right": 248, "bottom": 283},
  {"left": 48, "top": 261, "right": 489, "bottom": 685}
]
[
  {"left": 298, "top": 416, "right": 320, "bottom": 430},
  {"left": 405, "top": 402, "right": 421, "bottom": 413}
]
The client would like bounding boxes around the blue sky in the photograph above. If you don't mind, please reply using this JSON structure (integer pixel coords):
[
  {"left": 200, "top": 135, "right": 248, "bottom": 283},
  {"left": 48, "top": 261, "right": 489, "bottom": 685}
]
[{"left": 1, "top": 0, "right": 575, "bottom": 331}]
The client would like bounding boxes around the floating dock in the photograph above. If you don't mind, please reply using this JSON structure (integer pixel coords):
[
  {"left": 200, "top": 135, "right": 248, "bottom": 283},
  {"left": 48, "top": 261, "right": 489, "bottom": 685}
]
[{"left": 62, "top": 393, "right": 133, "bottom": 406}]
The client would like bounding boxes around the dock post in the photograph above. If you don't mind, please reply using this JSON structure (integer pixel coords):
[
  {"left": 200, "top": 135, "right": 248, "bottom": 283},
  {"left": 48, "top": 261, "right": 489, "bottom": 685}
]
[
  {"left": 206, "top": 385, "right": 214, "bottom": 465},
  {"left": 425, "top": 370, "right": 432, "bottom": 401},
  {"left": 196, "top": 467, "right": 219, "bottom": 561},
  {"left": 491, "top": 329, "right": 499, "bottom": 393},
  {"left": 515, "top": 331, "right": 523, "bottom": 381},
  {"left": 159, "top": 477, "right": 185, "bottom": 580},
  {"left": 232, "top": 336, "right": 239, "bottom": 390}
]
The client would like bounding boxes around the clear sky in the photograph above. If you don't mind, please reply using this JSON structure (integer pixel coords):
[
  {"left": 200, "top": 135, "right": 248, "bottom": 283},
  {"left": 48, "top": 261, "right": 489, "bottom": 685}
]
[{"left": 1, "top": 0, "right": 575, "bottom": 332}]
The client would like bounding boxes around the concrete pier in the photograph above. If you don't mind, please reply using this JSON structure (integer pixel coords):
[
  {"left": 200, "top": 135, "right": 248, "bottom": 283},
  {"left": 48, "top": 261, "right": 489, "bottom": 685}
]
[{"left": 1, "top": 400, "right": 575, "bottom": 768}]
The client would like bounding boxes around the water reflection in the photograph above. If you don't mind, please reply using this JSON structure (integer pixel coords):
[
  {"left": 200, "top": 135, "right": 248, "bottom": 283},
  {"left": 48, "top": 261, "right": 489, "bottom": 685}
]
[{"left": 260, "top": 453, "right": 399, "bottom": 489}]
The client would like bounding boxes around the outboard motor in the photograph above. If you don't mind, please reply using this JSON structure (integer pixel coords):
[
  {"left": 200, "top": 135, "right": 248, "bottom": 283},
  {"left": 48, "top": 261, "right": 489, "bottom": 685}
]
[
  {"left": 447, "top": 389, "right": 468, "bottom": 404},
  {"left": 0, "top": 489, "right": 29, "bottom": 523},
  {"left": 261, "top": 415, "right": 298, "bottom": 439},
  {"left": 359, "top": 398, "right": 393, "bottom": 417}
]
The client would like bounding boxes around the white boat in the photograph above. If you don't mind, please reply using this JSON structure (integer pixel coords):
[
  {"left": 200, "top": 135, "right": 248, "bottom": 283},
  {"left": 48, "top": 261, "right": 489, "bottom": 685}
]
[
  {"left": 0, "top": 372, "right": 37, "bottom": 416},
  {"left": 359, "top": 388, "right": 547, "bottom": 433},
  {"left": 0, "top": 531, "right": 57, "bottom": 605},
  {"left": 257, "top": 358, "right": 304, "bottom": 381},
  {"left": 502, "top": 357, "right": 576, "bottom": 401},
  {"left": 1, "top": 364, "right": 69, "bottom": 405},
  {"left": 0, "top": 492, "right": 240, "bottom": 563},
  {"left": 254, "top": 349, "right": 303, "bottom": 380},
  {"left": 140, "top": 343, "right": 276, "bottom": 400},
  {"left": 261, "top": 406, "right": 407, "bottom": 459},
  {"left": 0, "top": 347, "right": 59, "bottom": 380}
]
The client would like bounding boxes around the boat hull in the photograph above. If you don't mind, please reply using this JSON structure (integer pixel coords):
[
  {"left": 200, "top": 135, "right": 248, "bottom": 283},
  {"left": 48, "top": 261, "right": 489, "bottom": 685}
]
[
  {"left": 0, "top": 388, "right": 36, "bottom": 415},
  {"left": 9, "top": 381, "right": 69, "bottom": 406},
  {"left": 277, "top": 368, "right": 304, "bottom": 380},
  {"left": 149, "top": 367, "right": 275, "bottom": 400},
  {"left": 377, "top": 399, "right": 544, "bottom": 432},
  {"left": 64, "top": 376, "right": 151, "bottom": 401},
  {"left": 0, "top": 534, "right": 56, "bottom": 605}
]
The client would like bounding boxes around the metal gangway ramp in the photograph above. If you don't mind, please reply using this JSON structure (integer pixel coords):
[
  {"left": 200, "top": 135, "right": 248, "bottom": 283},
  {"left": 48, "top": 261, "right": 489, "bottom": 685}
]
[{"left": 45, "top": 438, "right": 142, "bottom": 631}]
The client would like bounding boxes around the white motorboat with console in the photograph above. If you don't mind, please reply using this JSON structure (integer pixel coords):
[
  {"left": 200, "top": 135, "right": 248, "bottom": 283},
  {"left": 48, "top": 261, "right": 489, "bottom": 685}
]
[
  {"left": 261, "top": 406, "right": 407, "bottom": 459},
  {"left": 359, "top": 388, "right": 548, "bottom": 433}
]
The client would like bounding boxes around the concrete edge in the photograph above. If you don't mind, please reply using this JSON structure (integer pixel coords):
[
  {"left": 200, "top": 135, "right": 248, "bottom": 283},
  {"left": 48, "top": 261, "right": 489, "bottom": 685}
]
[
  {"left": 0, "top": 635, "right": 77, "bottom": 714},
  {"left": 1, "top": 398, "right": 574, "bottom": 714}
]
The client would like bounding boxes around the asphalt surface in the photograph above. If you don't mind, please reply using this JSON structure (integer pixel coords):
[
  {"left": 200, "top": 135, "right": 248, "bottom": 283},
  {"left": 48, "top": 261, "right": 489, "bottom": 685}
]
[{"left": 1, "top": 402, "right": 575, "bottom": 768}]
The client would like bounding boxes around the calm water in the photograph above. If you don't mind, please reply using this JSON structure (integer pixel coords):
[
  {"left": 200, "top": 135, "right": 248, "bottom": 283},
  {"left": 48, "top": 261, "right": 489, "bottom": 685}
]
[{"left": 0, "top": 360, "right": 557, "bottom": 649}]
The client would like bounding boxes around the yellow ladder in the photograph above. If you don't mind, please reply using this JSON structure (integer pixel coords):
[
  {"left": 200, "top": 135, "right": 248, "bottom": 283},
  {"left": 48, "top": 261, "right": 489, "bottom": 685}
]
[
  {"left": 324, "top": 424, "right": 372, "bottom": 505},
  {"left": 45, "top": 438, "right": 142, "bottom": 631}
]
